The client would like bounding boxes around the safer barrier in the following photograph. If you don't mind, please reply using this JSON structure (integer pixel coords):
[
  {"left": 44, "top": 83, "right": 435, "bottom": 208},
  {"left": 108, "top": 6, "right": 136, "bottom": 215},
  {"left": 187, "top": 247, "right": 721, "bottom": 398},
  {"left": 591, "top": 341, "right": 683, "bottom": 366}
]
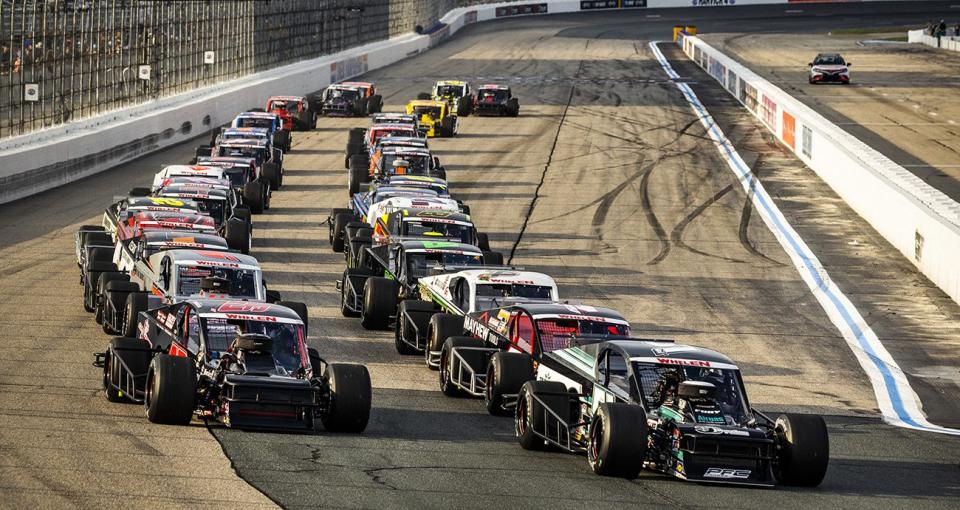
[
  {"left": 907, "top": 29, "right": 960, "bottom": 52},
  {"left": 677, "top": 32, "right": 960, "bottom": 306}
]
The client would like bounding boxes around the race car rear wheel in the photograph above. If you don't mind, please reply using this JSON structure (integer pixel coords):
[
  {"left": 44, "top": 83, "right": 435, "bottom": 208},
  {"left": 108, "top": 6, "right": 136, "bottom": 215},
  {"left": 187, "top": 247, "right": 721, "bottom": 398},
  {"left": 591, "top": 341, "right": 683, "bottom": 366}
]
[
  {"left": 367, "top": 95, "right": 383, "bottom": 115},
  {"left": 774, "top": 413, "right": 829, "bottom": 486},
  {"left": 103, "top": 280, "right": 138, "bottom": 334},
  {"left": 427, "top": 313, "right": 463, "bottom": 370},
  {"left": 348, "top": 155, "right": 368, "bottom": 195},
  {"left": 145, "top": 354, "right": 196, "bottom": 425},
  {"left": 331, "top": 213, "right": 354, "bottom": 252},
  {"left": 486, "top": 352, "right": 534, "bottom": 416},
  {"left": 482, "top": 251, "right": 504, "bottom": 265},
  {"left": 243, "top": 181, "right": 266, "bottom": 214},
  {"left": 224, "top": 217, "right": 251, "bottom": 255},
  {"left": 122, "top": 292, "right": 149, "bottom": 338},
  {"left": 320, "top": 363, "right": 372, "bottom": 433},
  {"left": 507, "top": 98, "right": 520, "bottom": 117},
  {"left": 395, "top": 300, "right": 432, "bottom": 355},
  {"left": 105, "top": 337, "right": 151, "bottom": 403},
  {"left": 278, "top": 301, "right": 309, "bottom": 336},
  {"left": 416, "top": 92, "right": 432, "bottom": 100},
  {"left": 516, "top": 381, "right": 570, "bottom": 451},
  {"left": 96, "top": 272, "right": 128, "bottom": 325},
  {"left": 587, "top": 402, "right": 648, "bottom": 478},
  {"left": 439, "top": 336, "right": 485, "bottom": 397},
  {"left": 360, "top": 277, "right": 398, "bottom": 330},
  {"left": 348, "top": 127, "right": 366, "bottom": 144},
  {"left": 263, "top": 162, "right": 282, "bottom": 190},
  {"left": 476, "top": 233, "right": 491, "bottom": 252}
]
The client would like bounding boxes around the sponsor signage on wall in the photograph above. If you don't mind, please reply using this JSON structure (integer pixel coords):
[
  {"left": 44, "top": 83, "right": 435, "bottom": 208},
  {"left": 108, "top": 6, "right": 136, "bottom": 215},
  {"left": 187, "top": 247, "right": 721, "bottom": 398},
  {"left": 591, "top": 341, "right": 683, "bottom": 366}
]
[
  {"left": 782, "top": 111, "right": 796, "bottom": 150},
  {"left": 330, "top": 54, "right": 368, "bottom": 83},
  {"left": 430, "top": 25, "right": 451, "bottom": 46},
  {"left": 496, "top": 3, "right": 548, "bottom": 17},
  {"left": 743, "top": 83, "right": 757, "bottom": 112},
  {"left": 691, "top": 0, "right": 737, "bottom": 5},
  {"left": 760, "top": 96, "right": 777, "bottom": 129},
  {"left": 581, "top": 0, "right": 647, "bottom": 9},
  {"left": 464, "top": 10, "right": 478, "bottom": 24},
  {"left": 801, "top": 124, "right": 812, "bottom": 158}
]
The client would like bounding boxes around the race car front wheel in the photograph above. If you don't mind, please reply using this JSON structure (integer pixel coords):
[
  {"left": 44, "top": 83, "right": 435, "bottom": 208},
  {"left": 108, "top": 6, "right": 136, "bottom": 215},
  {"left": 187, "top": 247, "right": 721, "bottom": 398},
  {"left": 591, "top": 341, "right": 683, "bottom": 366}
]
[
  {"left": 587, "top": 403, "right": 647, "bottom": 478},
  {"left": 774, "top": 413, "right": 829, "bottom": 486},
  {"left": 145, "top": 354, "right": 196, "bottom": 425},
  {"left": 320, "top": 363, "right": 371, "bottom": 433}
]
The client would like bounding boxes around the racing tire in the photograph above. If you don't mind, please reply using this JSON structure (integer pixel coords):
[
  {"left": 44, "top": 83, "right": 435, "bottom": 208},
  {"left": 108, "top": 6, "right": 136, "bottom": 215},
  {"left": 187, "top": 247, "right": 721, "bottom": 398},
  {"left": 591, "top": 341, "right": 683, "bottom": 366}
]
[
  {"left": 774, "top": 414, "right": 830, "bottom": 487},
  {"left": 122, "top": 292, "right": 149, "bottom": 338},
  {"left": 102, "top": 280, "right": 138, "bottom": 334},
  {"left": 278, "top": 301, "right": 309, "bottom": 336},
  {"left": 79, "top": 224, "right": 106, "bottom": 232},
  {"left": 233, "top": 205, "right": 252, "bottom": 224},
  {"left": 395, "top": 300, "right": 432, "bottom": 355},
  {"left": 367, "top": 95, "right": 383, "bottom": 115},
  {"left": 507, "top": 98, "right": 520, "bottom": 117},
  {"left": 95, "top": 271, "right": 127, "bottom": 325},
  {"left": 243, "top": 181, "right": 266, "bottom": 214},
  {"left": 145, "top": 354, "right": 197, "bottom": 425},
  {"left": 360, "top": 277, "right": 398, "bottom": 330},
  {"left": 272, "top": 130, "right": 290, "bottom": 153},
  {"left": 439, "top": 116, "right": 456, "bottom": 138},
  {"left": 85, "top": 264, "right": 119, "bottom": 313},
  {"left": 348, "top": 127, "right": 366, "bottom": 144},
  {"left": 331, "top": 212, "right": 354, "bottom": 252},
  {"left": 263, "top": 162, "right": 282, "bottom": 190},
  {"left": 457, "top": 97, "right": 472, "bottom": 117},
  {"left": 459, "top": 204, "right": 471, "bottom": 216},
  {"left": 320, "top": 363, "right": 372, "bottom": 433},
  {"left": 340, "top": 268, "right": 368, "bottom": 318},
  {"left": 486, "top": 352, "right": 534, "bottom": 416},
  {"left": 86, "top": 247, "right": 114, "bottom": 269},
  {"left": 417, "top": 92, "right": 432, "bottom": 100},
  {"left": 482, "top": 251, "right": 504, "bottom": 265},
  {"left": 104, "top": 337, "right": 151, "bottom": 403},
  {"left": 426, "top": 313, "right": 463, "bottom": 370},
  {"left": 516, "top": 381, "right": 571, "bottom": 451},
  {"left": 587, "top": 402, "right": 648, "bottom": 478},
  {"left": 224, "top": 217, "right": 251, "bottom": 255},
  {"left": 348, "top": 156, "right": 368, "bottom": 196},
  {"left": 439, "top": 336, "right": 486, "bottom": 397},
  {"left": 476, "top": 233, "right": 491, "bottom": 252}
]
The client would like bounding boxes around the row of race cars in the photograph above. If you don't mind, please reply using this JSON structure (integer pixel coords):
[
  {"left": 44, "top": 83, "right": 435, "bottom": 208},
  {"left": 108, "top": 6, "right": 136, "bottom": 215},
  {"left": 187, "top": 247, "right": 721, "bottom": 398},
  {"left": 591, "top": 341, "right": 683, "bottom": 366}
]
[
  {"left": 324, "top": 79, "right": 831, "bottom": 487},
  {"left": 75, "top": 96, "right": 374, "bottom": 433}
]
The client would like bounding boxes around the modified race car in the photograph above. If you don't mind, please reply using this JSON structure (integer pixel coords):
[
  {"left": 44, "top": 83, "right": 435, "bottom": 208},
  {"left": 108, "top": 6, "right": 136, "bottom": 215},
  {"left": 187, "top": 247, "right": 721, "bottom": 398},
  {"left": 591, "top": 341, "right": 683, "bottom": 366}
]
[
  {"left": 405, "top": 100, "right": 457, "bottom": 138},
  {"left": 474, "top": 85, "right": 520, "bottom": 117},
  {"left": 421, "top": 80, "right": 473, "bottom": 117},
  {"left": 315, "top": 82, "right": 382, "bottom": 117},
  {"left": 514, "top": 340, "right": 829, "bottom": 487},
  {"left": 230, "top": 111, "right": 291, "bottom": 152},
  {"left": 96, "top": 298, "right": 370, "bottom": 432},
  {"left": 266, "top": 95, "right": 316, "bottom": 131}
]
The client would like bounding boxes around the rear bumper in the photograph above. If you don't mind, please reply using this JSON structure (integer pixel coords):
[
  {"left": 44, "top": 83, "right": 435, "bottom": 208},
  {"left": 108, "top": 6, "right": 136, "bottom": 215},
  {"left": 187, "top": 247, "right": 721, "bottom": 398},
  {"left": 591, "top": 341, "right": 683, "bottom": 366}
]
[
  {"left": 221, "top": 375, "right": 318, "bottom": 430},
  {"left": 474, "top": 105, "right": 508, "bottom": 116}
]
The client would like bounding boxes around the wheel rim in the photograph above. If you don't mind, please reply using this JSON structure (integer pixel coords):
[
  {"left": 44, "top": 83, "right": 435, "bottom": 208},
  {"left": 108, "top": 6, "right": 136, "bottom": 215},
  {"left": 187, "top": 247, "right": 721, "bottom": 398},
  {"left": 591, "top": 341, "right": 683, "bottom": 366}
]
[
  {"left": 516, "top": 396, "right": 528, "bottom": 436},
  {"left": 440, "top": 351, "right": 449, "bottom": 389},
  {"left": 588, "top": 417, "right": 602, "bottom": 466},
  {"left": 485, "top": 366, "right": 495, "bottom": 405}
]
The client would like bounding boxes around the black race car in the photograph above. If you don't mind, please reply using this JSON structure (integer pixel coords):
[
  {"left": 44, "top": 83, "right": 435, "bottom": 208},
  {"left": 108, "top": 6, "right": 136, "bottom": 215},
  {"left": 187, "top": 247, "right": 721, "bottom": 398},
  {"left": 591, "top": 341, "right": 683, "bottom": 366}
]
[
  {"left": 96, "top": 294, "right": 371, "bottom": 432},
  {"left": 473, "top": 84, "right": 519, "bottom": 117},
  {"left": 514, "top": 339, "right": 829, "bottom": 487}
]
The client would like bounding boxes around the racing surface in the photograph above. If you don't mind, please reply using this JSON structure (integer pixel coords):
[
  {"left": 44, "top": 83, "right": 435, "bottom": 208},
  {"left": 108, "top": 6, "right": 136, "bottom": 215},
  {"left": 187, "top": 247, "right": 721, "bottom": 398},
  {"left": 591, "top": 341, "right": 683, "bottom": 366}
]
[{"left": 1, "top": 3, "right": 959, "bottom": 509}]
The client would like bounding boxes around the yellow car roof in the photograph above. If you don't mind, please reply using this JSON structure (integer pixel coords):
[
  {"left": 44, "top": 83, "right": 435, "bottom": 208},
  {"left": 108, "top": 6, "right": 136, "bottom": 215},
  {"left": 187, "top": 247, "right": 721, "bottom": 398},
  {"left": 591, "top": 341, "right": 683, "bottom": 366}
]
[
  {"left": 408, "top": 100, "right": 446, "bottom": 107},
  {"left": 436, "top": 80, "right": 465, "bottom": 85}
]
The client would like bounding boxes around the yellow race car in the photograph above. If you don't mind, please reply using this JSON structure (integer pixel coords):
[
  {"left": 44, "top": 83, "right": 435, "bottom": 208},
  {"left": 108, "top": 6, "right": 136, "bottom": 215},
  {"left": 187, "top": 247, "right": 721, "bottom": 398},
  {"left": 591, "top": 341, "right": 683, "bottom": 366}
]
[{"left": 405, "top": 99, "right": 458, "bottom": 138}]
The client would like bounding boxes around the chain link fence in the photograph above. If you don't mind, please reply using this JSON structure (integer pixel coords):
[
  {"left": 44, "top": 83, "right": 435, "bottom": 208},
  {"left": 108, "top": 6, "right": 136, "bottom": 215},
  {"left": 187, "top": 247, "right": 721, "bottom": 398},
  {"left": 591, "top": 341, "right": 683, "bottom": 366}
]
[{"left": 0, "top": 0, "right": 491, "bottom": 139}]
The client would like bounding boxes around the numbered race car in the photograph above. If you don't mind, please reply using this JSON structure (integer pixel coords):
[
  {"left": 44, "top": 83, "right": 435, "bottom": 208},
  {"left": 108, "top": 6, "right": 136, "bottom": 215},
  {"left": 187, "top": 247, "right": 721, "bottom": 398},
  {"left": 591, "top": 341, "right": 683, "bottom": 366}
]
[
  {"left": 95, "top": 298, "right": 371, "bottom": 433},
  {"left": 395, "top": 269, "right": 558, "bottom": 360},
  {"left": 435, "top": 303, "right": 631, "bottom": 415},
  {"left": 327, "top": 185, "right": 449, "bottom": 253},
  {"left": 345, "top": 123, "right": 420, "bottom": 172},
  {"left": 266, "top": 95, "right": 316, "bottom": 131},
  {"left": 405, "top": 99, "right": 457, "bottom": 138},
  {"left": 421, "top": 80, "right": 474, "bottom": 117},
  {"left": 196, "top": 156, "right": 271, "bottom": 213},
  {"left": 230, "top": 111, "right": 290, "bottom": 152},
  {"left": 153, "top": 184, "right": 253, "bottom": 254},
  {"left": 314, "top": 82, "right": 382, "bottom": 117},
  {"left": 350, "top": 148, "right": 447, "bottom": 197},
  {"left": 210, "top": 139, "right": 283, "bottom": 192},
  {"left": 514, "top": 339, "right": 830, "bottom": 487},
  {"left": 474, "top": 85, "right": 520, "bottom": 117},
  {"left": 372, "top": 113, "right": 420, "bottom": 132}
]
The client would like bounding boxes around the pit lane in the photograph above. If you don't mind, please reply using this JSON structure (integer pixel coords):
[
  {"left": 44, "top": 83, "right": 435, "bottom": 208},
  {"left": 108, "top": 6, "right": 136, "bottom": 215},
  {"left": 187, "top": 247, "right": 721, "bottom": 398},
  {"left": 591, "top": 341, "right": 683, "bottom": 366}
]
[{"left": 1, "top": 2, "right": 959, "bottom": 508}]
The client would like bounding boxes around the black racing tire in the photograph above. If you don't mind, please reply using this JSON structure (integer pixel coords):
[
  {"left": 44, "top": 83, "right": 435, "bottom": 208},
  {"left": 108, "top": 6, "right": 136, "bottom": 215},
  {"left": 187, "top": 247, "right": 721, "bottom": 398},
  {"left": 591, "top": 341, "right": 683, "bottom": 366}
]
[
  {"left": 320, "top": 363, "right": 372, "bottom": 433},
  {"left": 482, "top": 251, "right": 503, "bottom": 265},
  {"left": 367, "top": 95, "right": 383, "bottom": 115},
  {"left": 122, "top": 292, "right": 149, "bottom": 338},
  {"left": 224, "top": 218, "right": 251, "bottom": 254},
  {"left": 439, "top": 336, "right": 485, "bottom": 397},
  {"left": 416, "top": 92, "right": 432, "bottom": 100},
  {"left": 395, "top": 299, "right": 431, "bottom": 355},
  {"left": 233, "top": 205, "right": 252, "bottom": 224},
  {"left": 91, "top": 269, "right": 122, "bottom": 318},
  {"left": 104, "top": 337, "right": 151, "bottom": 403},
  {"left": 128, "top": 186, "right": 151, "bottom": 197},
  {"left": 774, "top": 414, "right": 830, "bottom": 487},
  {"left": 263, "top": 161, "right": 282, "bottom": 190},
  {"left": 426, "top": 313, "right": 463, "bottom": 370},
  {"left": 340, "top": 268, "right": 368, "bottom": 318},
  {"left": 457, "top": 97, "right": 471, "bottom": 117},
  {"left": 86, "top": 247, "right": 114, "bottom": 269},
  {"left": 508, "top": 97, "right": 520, "bottom": 117},
  {"left": 273, "top": 130, "right": 290, "bottom": 152},
  {"left": 459, "top": 204, "right": 471, "bottom": 216},
  {"left": 79, "top": 224, "right": 106, "bottom": 232},
  {"left": 81, "top": 232, "right": 112, "bottom": 252},
  {"left": 360, "top": 277, "right": 398, "bottom": 330},
  {"left": 278, "top": 301, "right": 309, "bottom": 336},
  {"left": 516, "top": 381, "right": 571, "bottom": 451},
  {"left": 328, "top": 208, "right": 354, "bottom": 243},
  {"left": 348, "top": 156, "right": 368, "bottom": 195},
  {"left": 587, "top": 402, "right": 648, "bottom": 478},
  {"left": 102, "top": 280, "right": 138, "bottom": 334},
  {"left": 348, "top": 127, "right": 366, "bottom": 144},
  {"left": 439, "top": 115, "right": 455, "bottom": 137},
  {"left": 243, "top": 181, "right": 265, "bottom": 214},
  {"left": 331, "top": 212, "right": 354, "bottom": 252},
  {"left": 485, "top": 352, "right": 534, "bottom": 416},
  {"left": 476, "top": 232, "right": 491, "bottom": 252},
  {"left": 145, "top": 354, "right": 196, "bottom": 425}
]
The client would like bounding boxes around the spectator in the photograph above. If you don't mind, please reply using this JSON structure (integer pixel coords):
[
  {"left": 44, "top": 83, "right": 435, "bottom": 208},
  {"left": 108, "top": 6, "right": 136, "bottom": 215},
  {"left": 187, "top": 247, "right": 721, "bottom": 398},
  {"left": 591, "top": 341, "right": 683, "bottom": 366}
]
[
  {"left": 954, "top": 23, "right": 960, "bottom": 37},
  {"left": 926, "top": 19, "right": 935, "bottom": 35},
  {"left": 938, "top": 19, "right": 947, "bottom": 37}
]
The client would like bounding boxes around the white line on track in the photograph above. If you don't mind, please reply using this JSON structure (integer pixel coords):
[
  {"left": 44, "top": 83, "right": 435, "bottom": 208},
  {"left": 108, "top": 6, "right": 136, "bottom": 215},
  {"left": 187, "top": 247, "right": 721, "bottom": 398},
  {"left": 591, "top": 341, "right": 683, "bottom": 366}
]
[
  {"left": 785, "top": 9, "right": 803, "bottom": 13},
  {"left": 649, "top": 41, "right": 960, "bottom": 437}
]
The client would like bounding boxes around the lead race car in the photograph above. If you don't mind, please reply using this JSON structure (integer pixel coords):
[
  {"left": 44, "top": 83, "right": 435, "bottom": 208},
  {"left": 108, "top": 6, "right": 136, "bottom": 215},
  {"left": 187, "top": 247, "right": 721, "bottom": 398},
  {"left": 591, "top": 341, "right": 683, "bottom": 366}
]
[
  {"left": 96, "top": 297, "right": 371, "bottom": 432},
  {"left": 514, "top": 339, "right": 829, "bottom": 487}
]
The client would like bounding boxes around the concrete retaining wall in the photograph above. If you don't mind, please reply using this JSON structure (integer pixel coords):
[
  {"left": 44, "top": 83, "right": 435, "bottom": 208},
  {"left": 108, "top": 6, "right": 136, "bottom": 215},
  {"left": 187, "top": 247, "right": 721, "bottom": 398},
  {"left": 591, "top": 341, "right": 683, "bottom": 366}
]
[
  {"left": 677, "top": 32, "right": 960, "bottom": 305},
  {"left": 908, "top": 29, "right": 960, "bottom": 52}
]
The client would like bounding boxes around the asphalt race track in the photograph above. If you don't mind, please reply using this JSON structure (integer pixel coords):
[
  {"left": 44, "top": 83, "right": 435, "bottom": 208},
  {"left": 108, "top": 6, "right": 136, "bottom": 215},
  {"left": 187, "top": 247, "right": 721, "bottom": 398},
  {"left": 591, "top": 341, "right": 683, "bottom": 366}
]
[{"left": 1, "top": 3, "right": 959, "bottom": 509}]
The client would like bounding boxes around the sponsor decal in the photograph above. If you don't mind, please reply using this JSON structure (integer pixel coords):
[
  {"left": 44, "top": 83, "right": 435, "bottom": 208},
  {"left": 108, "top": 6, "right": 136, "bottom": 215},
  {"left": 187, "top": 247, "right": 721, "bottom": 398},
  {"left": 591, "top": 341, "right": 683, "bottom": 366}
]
[
  {"left": 704, "top": 468, "right": 751, "bottom": 479},
  {"left": 225, "top": 313, "right": 278, "bottom": 322},
  {"left": 694, "top": 425, "right": 750, "bottom": 436},
  {"left": 782, "top": 112, "right": 796, "bottom": 150},
  {"left": 496, "top": 3, "right": 548, "bottom": 17},
  {"left": 464, "top": 10, "right": 478, "bottom": 24},
  {"left": 742, "top": 83, "right": 758, "bottom": 113},
  {"left": 652, "top": 345, "right": 697, "bottom": 356},
  {"left": 760, "top": 96, "right": 778, "bottom": 129},
  {"left": 429, "top": 25, "right": 451, "bottom": 47},
  {"left": 147, "top": 197, "right": 185, "bottom": 207},
  {"left": 330, "top": 54, "right": 369, "bottom": 83},
  {"left": 692, "top": 0, "right": 736, "bottom": 5},
  {"left": 657, "top": 357, "right": 710, "bottom": 367},
  {"left": 217, "top": 302, "right": 272, "bottom": 313},
  {"left": 580, "top": 0, "right": 645, "bottom": 8},
  {"left": 801, "top": 125, "right": 813, "bottom": 159},
  {"left": 696, "top": 415, "right": 726, "bottom": 424}
]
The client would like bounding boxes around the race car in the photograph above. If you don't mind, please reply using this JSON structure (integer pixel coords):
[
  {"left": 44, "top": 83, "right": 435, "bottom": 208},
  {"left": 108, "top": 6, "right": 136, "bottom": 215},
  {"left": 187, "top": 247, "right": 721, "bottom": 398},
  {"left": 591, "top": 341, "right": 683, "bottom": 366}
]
[
  {"left": 230, "top": 111, "right": 291, "bottom": 151},
  {"left": 405, "top": 99, "right": 457, "bottom": 138},
  {"left": 420, "top": 80, "right": 473, "bottom": 117},
  {"left": 435, "top": 303, "right": 630, "bottom": 415},
  {"left": 808, "top": 53, "right": 851, "bottom": 85},
  {"left": 348, "top": 146, "right": 447, "bottom": 196},
  {"left": 210, "top": 139, "right": 283, "bottom": 191},
  {"left": 394, "top": 269, "right": 558, "bottom": 359},
  {"left": 315, "top": 82, "right": 382, "bottom": 117},
  {"left": 473, "top": 85, "right": 520, "bottom": 117},
  {"left": 99, "top": 195, "right": 202, "bottom": 240},
  {"left": 327, "top": 185, "right": 452, "bottom": 252},
  {"left": 372, "top": 113, "right": 420, "bottom": 131},
  {"left": 95, "top": 297, "right": 371, "bottom": 432},
  {"left": 341, "top": 81, "right": 383, "bottom": 114},
  {"left": 514, "top": 339, "right": 830, "bottom": 487},
  {"left": 153, "top": 184, "right": 253, "bottom": 254},
  {"left": 345, "top": 123, "right": 420, "bottom": 174},
  {"left": 150, "top": 165, "right": 229, "bottom": 193},
  {"left": 195, "top": 156, "right": 271, "bottom": 213},
  {"left": 266, "top": 95, "right": 316, "bottom": 130}
]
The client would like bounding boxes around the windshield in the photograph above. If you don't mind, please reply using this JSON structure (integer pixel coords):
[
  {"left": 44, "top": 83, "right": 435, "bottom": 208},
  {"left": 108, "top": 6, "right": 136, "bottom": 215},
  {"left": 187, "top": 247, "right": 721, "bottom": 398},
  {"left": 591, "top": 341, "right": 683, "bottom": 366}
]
[
  {"left": 328, "top": 88, "right": 359, "bottom": 100},
  {"left": 536, "top": 319, "right": 630, "bottom": 353},
  {"left": 474, "top": 284, "right": 553, "bottom": 310},
  {"left": 633, "top": 364, "right": 750, "bottom": 425},
  {"left": 270, "top": 101, "right": 298, "bottom": 112},
  {"left": 201, "top": 317, "right": 305, "bottom": 375},
  {"left": 403, "top": 220, "right": 472, "bottom": 243},
  {"left": 814, "top": 55, "right": 845, "bottom": 66},
  {"left": 218, "top": 146, "right": 264, "bottom": 163},
  {"left": 194, "top": 198, "right": 226, "bottom": 226},
  {"left": 383, "top": 154, "right": 429, "bottom": 175},
  {"left": 176, "top": 265, "right": 258, "bottom": 298},
  {"left": 406, "top": 251, "right": 483, "bottom": 279},
  {"left": 436, "top": 85, "right": 464, "bottom": 98},
  {"left": 413, "top": 106, "right": 442, "bottom": 118},
  {"left": 235, "top": 117, "right": 273, "bottom": 130},
  {"left": 222, "top": 167, "right": 248, "bottom": 187},
  {"left": 478, "top": 90, "right": 508, "bottom": 101}
]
